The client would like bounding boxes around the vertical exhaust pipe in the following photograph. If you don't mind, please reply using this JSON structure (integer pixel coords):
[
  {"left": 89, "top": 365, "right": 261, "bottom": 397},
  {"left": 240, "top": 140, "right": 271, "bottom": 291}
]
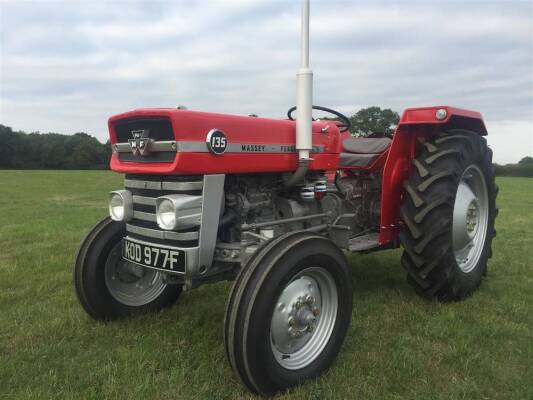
[{"left": 285, "top": 0, "right": 313, "bottom": 187}]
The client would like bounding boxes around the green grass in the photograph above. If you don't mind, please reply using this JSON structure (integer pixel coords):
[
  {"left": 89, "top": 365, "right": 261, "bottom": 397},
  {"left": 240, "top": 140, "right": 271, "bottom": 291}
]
[{"left": 1, "top": 171, "right": 532, "bottom": 399}]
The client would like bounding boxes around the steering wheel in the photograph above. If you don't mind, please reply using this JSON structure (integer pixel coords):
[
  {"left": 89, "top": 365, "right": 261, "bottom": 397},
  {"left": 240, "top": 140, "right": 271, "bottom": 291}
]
[{"left": 287, "top": 105, "right": 351, "bottom": 133}]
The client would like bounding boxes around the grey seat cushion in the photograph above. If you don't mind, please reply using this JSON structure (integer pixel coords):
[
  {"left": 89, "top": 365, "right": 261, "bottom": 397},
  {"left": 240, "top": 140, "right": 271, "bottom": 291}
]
[
  {"left": 342, "top": 137, "right": 392, "bottom": 154},
  {"left": 340, "top": 153, "right": 380, "bottom": 167},
  {"left": 340, "top": 137, "right": 392, "bottom": 167}
]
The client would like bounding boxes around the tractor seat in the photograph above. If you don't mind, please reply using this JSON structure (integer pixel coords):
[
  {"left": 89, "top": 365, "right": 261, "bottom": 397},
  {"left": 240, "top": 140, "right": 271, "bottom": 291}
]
[{"left": 340, "top": 137, "right": 392, "bottom": 167}]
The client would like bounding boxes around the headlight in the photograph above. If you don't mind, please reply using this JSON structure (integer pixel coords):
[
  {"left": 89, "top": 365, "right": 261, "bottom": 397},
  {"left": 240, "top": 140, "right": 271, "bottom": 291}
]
[
  {"left": 109, "top": 190, "right": 133, "bottom": 222},
  {"left": 156, "top": 194, "right": 202, "bottom": 231},
  {"left": 156, "top": 198, "right": 177, "bottom": 230}
]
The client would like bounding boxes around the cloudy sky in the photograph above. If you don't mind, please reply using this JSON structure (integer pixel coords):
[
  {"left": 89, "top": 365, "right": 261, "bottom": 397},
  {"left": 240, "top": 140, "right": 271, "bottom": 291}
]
[{"left": 1, "top": 0, "right": 531, "bottom": 163}]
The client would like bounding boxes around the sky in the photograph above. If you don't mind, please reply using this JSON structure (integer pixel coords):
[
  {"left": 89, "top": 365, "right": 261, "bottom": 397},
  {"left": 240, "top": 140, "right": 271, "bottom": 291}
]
[{"left": 0, "top": 0, "right": 532, "bottom": 164}]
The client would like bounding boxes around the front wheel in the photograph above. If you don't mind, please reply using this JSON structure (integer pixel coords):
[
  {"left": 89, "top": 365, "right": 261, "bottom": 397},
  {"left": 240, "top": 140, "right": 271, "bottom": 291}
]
[
  {"left": 224, "top": 232, "right": 353, "bottom": 395},
  {"left": 73, "top": 217, "right": 182, "bottom": 320},
  {"left": 400, "top": 129, "right": 498, "bottom": 301}
]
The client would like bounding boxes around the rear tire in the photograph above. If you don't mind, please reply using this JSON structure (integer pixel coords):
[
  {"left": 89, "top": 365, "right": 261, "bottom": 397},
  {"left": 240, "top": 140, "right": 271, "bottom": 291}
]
[
  {"left": 224, "top": 232, "right": 353, "bottom": 395},
  {"left": 400, "top": 129, "right": 497, "bottom": 301},
  {"left": 73, "top": 217, "right": 182, "bottom": 320}
]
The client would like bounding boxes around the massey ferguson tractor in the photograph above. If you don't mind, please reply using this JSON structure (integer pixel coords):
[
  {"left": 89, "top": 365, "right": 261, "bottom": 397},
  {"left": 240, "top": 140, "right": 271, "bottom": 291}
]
[{"left": 74, "top": 1, "right": 497, "bottom": 395}]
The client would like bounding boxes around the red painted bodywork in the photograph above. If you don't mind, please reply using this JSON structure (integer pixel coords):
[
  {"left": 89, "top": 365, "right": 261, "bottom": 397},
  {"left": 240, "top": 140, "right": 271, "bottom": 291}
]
[
  {"left": 108, "top": 105, "right": 487, "bottom": 247},
  {"left": 378, "top": 106, "right": 487, "bottom": 245},
  {"left": 109, "top": 109, "right": 341, "bottom": 174}
]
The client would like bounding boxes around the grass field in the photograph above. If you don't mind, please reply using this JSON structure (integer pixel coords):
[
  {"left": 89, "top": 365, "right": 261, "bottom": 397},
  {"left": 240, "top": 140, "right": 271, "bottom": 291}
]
[{"left": 1, "top": 171, "right": 532, "bottom": 399}]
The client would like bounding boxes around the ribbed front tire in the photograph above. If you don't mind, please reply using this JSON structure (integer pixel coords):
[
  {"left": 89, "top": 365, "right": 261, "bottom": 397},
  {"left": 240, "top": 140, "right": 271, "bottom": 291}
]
[
  {"left": 400, "top": 129, "right": 498, "bottom": 301},
  {"left": 224, "top": 232, "right": 353, "bottom": 395},
  {"left": 73, "top": 217, "right": 182, "bottom": 320}
]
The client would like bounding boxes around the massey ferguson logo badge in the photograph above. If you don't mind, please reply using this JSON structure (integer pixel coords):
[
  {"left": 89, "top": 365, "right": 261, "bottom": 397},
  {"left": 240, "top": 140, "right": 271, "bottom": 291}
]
[{"left": 129, "top": 130, "right": 153, "bottom": 156}]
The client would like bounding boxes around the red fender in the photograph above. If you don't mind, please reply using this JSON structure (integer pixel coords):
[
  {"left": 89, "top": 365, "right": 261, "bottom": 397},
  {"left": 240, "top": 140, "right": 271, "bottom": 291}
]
[{"left": 378, "top": 106, "right": 488, "bottom": 245}]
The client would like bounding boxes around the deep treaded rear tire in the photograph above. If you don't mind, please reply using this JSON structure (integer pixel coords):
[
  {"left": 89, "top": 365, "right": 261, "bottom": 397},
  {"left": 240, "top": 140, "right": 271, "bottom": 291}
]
[{"left": 400, "top": 129, "right": 497, "bottom": 301}]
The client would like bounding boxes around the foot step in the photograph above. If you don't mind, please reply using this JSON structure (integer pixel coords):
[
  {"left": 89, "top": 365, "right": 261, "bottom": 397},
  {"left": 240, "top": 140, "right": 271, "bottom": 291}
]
[{"left": 348, "top": 232, "right": 380, "bottom": 252}]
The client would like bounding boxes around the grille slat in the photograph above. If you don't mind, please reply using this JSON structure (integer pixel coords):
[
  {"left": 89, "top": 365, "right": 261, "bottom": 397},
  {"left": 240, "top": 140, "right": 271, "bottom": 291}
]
[
  {"left": 132, "top": 195, "right": 156, "bottom": 206},
  {"left": 125, "top": 179, "right": 203, "bottom": 192},
  {"left": 133, "top": 210, "right": 156, "bottom": 222},
  {"left": 125, "top": 175, "right": 203, "bottom": 248},
  {"left": 126, "top": 224, "right": 199, "bottom": 241}
]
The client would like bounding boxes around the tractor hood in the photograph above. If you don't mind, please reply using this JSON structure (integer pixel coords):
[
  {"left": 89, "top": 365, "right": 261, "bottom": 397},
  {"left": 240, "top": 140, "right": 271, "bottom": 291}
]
[{"left": 108, "top": 108, "right": 340, "bottom": 175}]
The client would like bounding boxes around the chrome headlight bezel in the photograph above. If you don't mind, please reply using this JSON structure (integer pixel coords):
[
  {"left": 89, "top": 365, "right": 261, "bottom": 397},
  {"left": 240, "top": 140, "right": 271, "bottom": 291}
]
[
  {"left": 156, "top": 194, "right": 202, "bottom": 231},
  {"left": 109, "top": 190, "right": 133, "bottom": 222}
]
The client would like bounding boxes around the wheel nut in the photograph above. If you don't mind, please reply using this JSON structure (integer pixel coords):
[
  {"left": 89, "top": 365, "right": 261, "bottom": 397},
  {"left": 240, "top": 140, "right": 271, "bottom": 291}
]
[
  {"left": 306, "top": 295, "right": 315, "bottom": 304},
  {"left": 313, "top": 308, "right": 320, "bottom": 316},
  {"left": 288, "top": 317, "right": 295, "bottom": 327}
]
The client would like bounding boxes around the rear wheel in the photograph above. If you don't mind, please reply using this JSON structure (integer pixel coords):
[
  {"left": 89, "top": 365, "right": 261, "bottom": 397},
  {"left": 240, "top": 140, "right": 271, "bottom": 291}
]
[
  {"left": 224, "top": 232, "right": 353, "bottom": 395},
  {"left": 73, "top": 217, "right": 182, "bottom": 320},
  {"left": 400, "top": 129, "right": 497, "bottom": 301}
]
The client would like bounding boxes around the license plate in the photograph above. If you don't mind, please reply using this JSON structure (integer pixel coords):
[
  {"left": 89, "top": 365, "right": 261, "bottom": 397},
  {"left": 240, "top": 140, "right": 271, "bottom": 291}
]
[{"left": 122, "top": 238, "right": 185, "bottom": 273}]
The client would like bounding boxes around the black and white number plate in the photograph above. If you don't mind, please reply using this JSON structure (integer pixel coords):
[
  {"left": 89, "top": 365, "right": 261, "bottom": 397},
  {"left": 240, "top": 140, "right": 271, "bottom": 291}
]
[{"left": 122, "top": 238, "right": 185, "bottom": 273}]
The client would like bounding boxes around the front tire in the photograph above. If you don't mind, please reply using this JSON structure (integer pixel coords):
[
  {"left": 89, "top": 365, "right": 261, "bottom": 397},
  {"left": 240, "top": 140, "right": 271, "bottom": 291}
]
[
  {"left": 224, "top": 232, "right": 353, "bottom": 395},
  {"left": 400, "top": 129, "right": 498, "bottom": 301},
  {"left": 73, "top": 217, "right": 182, "bottom": 320}
]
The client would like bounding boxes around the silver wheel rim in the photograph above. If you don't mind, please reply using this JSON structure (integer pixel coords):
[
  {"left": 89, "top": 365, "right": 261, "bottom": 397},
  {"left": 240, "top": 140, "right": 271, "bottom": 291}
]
[
  {"left": 452, "top": 164, "right": 489, "bottom": 273},
  {"left": 270, "top": 267, "right": 338, "bottom": 370},
  {"left": 104, "top": 242, "right": 167, "bottom": 306}
]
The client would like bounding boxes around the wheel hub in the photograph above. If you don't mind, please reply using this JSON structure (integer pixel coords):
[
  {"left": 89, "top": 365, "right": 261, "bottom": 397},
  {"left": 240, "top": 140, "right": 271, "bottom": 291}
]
[
  {"left": 270, "top": 267, "right": 338, "bottom": 370},
  {"left": 104, "top": 242, "right": 167, "bottom": 306},
  {"left": 288, "top": 295, "right": 320, "bottom": 337},
  {"left": 466, "top": 199, "right": 479, "bottom": 236}
]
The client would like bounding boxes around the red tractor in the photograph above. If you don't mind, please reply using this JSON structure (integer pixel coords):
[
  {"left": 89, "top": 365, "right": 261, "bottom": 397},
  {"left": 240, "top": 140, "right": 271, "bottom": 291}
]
[{"left": 73, "top": 1, "right": 497, "bottom": 395}]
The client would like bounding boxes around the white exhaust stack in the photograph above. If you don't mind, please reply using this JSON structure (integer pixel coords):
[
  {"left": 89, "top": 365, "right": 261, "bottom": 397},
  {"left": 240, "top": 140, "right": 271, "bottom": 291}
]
[
  {"left": 284, "top": 0, "right": 313, "bottom": 187},
  {"left": 296, "top": 0, "right": 313, "bottom": 161}
]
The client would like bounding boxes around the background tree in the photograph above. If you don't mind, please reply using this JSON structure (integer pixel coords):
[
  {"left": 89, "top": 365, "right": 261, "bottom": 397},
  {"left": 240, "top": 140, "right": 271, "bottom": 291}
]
[
  {"left": 518, "top": 156, "right": 533, "bottom": 165},
  {"left": 0, "top": 124, "right": 111, "bottom": 169},
  {"left": 349, "top": 106, "right": 400, "bottom": 137}
]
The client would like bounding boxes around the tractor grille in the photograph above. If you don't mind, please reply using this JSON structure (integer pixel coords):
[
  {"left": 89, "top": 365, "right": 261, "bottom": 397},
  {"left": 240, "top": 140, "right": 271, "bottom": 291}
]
[
  {"left": 114, "top": 118, "right": 174, "bottom": 142},
  {"left": 125, "top": 174, "right": 203, "bottom": 248},
  {"left": 112, "top": 117, "right": 176, "bottom": 163}
]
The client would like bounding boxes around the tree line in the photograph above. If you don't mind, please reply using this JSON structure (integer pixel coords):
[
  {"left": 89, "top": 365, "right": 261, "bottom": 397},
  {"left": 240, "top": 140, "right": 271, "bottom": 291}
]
[
  {"left": 0, "top": 124, "right": 111, "bottom": 169},
  {"left": 494, "top": 157, "right": 533, "bottom": 177},
  {"left": 1, "top": 107, "right": 531, "bottom": 176}
]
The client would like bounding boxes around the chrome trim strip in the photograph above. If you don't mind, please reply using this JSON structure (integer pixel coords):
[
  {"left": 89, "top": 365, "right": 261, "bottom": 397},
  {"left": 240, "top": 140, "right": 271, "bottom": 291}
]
[
  {"left": 176, "top": 141, "right": 325, "bottom": 154},
  {"left": 125, "top": 179, "right": 203, "bottom": 191},
  {"left": 115, "top": 140, "right": 324, "bottom": 154},
  {"left": 133, "top": 210, "right": 156, "bottom": 222},
  {"left": 115, "top": 141, "right": 176, "bottom": 153},
  {"left": 126, "top": 224, "right": 199, "bottom": 241},
  {"left": 132, "top": 195, "right": 156, "bottom": 206}
]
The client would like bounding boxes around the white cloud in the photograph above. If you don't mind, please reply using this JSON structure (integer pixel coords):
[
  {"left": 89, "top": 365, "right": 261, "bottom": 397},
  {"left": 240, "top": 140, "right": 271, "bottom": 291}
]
[{"left": 0, "top": 0, "right": 531, "bottom": 164}]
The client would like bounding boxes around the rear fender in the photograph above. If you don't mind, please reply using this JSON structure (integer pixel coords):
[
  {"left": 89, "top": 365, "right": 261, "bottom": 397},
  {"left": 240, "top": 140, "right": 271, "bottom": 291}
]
[{"left": 378, "top": 106, "right": 487, "bottom": 245}]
